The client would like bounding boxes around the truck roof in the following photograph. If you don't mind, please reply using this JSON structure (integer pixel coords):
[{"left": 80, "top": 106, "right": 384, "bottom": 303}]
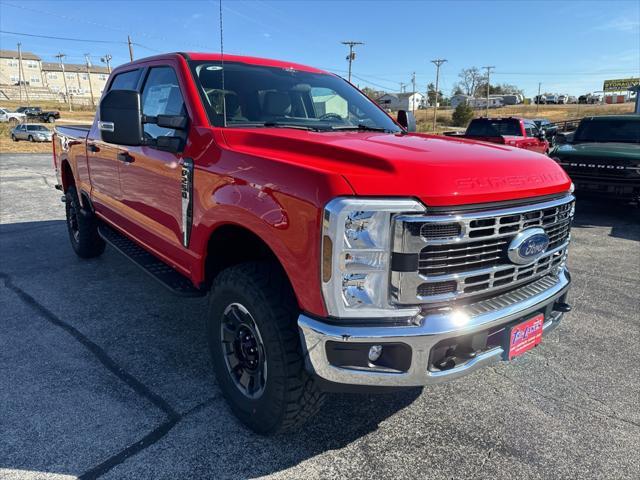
[
  {"left": 119, "top": 52, "right": 328, "bottom": 75},
  {"left": 582, "top": 115, "right": 640, "bottom": 121}
]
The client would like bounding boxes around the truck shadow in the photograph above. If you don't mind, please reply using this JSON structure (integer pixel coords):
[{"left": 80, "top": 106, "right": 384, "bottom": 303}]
[
  {"left": 0, "top": 220, "right": 421, "bottom": 479},
  {"left": 572, "top": 196, "right": 640, "bottom": 242}
]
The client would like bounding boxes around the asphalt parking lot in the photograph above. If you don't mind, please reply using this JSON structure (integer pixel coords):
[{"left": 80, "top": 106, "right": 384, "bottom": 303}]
[{"left": 1, "top": 152, "right": 639, "bottom": 480}]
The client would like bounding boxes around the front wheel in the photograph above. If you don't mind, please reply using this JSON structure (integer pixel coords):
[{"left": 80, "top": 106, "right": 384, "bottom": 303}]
[
  {"left": 11, "top": 134, "right": 17, "bottom": 142},
  {"left": 28, "top": 135, "right": 34, "bottom": 142},
  {"left": 207, "top": 262, "right": 325, "bottom": 435},
  {"left": 48, "top": 116, "right": 56, "bottom": 123}
]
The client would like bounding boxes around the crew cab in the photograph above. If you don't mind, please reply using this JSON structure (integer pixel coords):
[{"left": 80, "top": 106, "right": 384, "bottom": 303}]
[
  {"left": 16, "top": 106, "right": 60, "bottom": 123},
  {"left": 552, "top": 115, "right": 640, "bottom": 202},
  {"left": 445, "top": 117, "right": 550, "bottom": 154},
  {"left": 53, "top": 52, "right": 574, "bottom": 434}
]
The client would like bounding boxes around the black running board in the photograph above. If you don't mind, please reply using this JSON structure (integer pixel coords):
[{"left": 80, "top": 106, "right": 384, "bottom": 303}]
[{"left": 98, "top": 223, "right": 206, "bottom": 297}]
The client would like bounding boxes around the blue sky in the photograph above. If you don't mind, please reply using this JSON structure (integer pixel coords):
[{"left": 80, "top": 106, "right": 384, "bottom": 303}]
[{"left": 1, "top": 0, "right": 638, "bottom": 97}]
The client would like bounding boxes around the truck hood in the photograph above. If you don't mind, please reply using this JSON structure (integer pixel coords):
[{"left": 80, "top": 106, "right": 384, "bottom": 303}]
[
  {"left": 222, "top": 129, "right": 571, "bottom": 206},
  {"left": 553, "top": 142, "right": 640, "bottom": 161}
]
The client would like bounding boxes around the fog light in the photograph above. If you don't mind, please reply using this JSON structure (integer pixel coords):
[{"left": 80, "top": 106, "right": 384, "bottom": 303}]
[{"left": 368, "top": 345, "right": 383, "bottom": 362}]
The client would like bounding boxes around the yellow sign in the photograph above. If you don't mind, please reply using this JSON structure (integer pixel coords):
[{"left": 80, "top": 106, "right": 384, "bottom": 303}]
[{"left": 603, "top": 78, "right": 640, "bottom": 92}]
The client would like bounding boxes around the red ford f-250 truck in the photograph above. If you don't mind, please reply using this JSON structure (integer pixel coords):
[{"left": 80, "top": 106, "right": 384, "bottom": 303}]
[
  {"left": 445, "top": 117, "right": 550, "bottom": 154},
  {"left": 53, "top": 52, "right": 574, "bottom": 434}
]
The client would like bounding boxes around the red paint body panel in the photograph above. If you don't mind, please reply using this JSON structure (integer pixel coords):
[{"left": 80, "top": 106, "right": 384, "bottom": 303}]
[
  {"left": 53, "top": 53, "right": 571, "bottom": 318},
  {"left": 456, "top": 117, "right": 550, "bottom": 154}
]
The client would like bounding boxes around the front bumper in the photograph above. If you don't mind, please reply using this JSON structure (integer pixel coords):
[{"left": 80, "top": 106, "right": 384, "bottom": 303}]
[
  {"left": 299, "top": 268, "right": 571, "bottom": 387},
  {"left": 572, "top": 178, "right": 640, "bottom": 200}
]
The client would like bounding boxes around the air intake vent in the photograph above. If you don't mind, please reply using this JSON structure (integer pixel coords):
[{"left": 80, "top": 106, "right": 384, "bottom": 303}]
[
  {"left": 420, "top": 223, "right": 461, "bottom": 239},
  {"left": 417, "top": 281, "right": 457, "bottom": 297}
]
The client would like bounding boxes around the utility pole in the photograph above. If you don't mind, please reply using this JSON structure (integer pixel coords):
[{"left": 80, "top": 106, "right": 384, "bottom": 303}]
[
  {"left": 536, "top": 82, "right": 541, "bottom": 114},
  {"left": 399, "top": 82, "right": 406, "bottom": 93},
  {"left": 127, "top": 35, "right": 134, "bottom": 62},
  {"left": 411, "top": 72, "right": 416, "bottom": 114},
  {"left": 84, "top": 54, "right": 96, "bottom": 108},
  {"left": 341, "top": 41, "right": 363, "bottom": 83},
  {"left": 431, "top": 59, "right": 447, "bottom": 131},
  {"left": 56, "top": 53, "right": 72, "bottom": 112},
  {"left": 17, "top": 42, "right": 30, "bottom": 105},
  {"left": 482, "top": 65, "right": 495, "bottom": 117},
  {"left": 101, "top": 54, "right": 112, "bottom": 73}
]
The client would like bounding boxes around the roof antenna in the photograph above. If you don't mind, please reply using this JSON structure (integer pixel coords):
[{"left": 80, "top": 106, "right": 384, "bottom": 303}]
[{"left": 219, "top": 0, "right": 226, "bottom": 127}]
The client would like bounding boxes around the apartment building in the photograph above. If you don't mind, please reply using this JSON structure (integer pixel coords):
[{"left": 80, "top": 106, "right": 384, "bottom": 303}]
[
  {"left": 0, "top": 49, "right": 110, "bottom": 100},
  {"left": 0, "top": 49, "right": 43, "bottom": 86}
]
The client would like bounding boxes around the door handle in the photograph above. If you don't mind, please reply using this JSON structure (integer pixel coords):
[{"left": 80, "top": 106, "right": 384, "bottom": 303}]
[
  {"left": 88, "top": 143, "right": 100, "bottom": 153},
  {"left": 117, "top": 152, "right": 135, "bottom": 163}
]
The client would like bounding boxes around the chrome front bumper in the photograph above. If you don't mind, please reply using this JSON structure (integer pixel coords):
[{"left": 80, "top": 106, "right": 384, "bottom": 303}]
[{"left": 298, "top": 268, "right": 570, "bottom": 387}]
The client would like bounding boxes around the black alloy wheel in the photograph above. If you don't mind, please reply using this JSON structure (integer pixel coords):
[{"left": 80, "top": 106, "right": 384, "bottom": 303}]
[{"left": 220, "top": 302, "right": 268, "bottom": 399}]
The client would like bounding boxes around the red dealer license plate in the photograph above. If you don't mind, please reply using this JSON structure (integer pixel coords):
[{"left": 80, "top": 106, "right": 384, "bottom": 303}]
[{"left": 507, "top": 313, "right": 544, "bottom": 360}]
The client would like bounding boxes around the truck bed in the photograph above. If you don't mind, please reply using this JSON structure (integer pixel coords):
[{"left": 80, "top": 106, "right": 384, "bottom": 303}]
[{"left": 55, "top": 124, "right": 92, "bottom": 138}]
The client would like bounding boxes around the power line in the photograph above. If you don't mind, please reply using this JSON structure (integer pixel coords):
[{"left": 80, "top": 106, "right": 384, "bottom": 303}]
[{"left": 0, "top": 30, "right": 124, "bottom": 44}]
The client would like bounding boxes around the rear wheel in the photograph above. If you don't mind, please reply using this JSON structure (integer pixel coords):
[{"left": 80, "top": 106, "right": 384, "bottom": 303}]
[
  {"left": 207, "top": 262, "right": 325, "bottom": 435},
  {"left": 11, "top": 134, "right": 17, "bottom": 142},
  {"left": 28, "top": 135, "right": 34, "bottom": 142},
  {"left": 48, "top": 115, "right": 56, "bottom": 123},
  {"left": 65, "top": 185, "right": 105, "bottom": 258}
]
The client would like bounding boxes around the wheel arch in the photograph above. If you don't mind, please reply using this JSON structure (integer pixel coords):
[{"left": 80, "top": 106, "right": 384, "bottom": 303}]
[{"left": 203, "top": 223, "right": 298, "bottom": 304}]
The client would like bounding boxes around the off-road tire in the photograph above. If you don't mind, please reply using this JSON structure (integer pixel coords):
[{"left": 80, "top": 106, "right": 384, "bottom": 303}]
[
  {"left": 207, "top": 262, "right": 325, "bottom": 435},
  {"left": 65, "top": 185, "right": 105, "bottom": 258}
]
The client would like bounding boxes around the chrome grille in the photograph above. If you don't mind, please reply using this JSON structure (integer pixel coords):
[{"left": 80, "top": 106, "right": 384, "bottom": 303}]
[{"left": 391, "top": 195, "right": 574, "bottom": 305}]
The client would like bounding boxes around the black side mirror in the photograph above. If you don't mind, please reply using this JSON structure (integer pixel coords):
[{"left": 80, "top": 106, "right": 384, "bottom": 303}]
[
  {"left": 155, "top": 136, "right": 183, "bottom": 153},
  {"left": 538, "top": 128, "right": 547, "bottom": 140},
  {"left": 99, "top": 90, "right": 143, "bottom": 146},
  {"left": 145, "top": 114, "right": 188, "bottom": 130},
  {"left": 397, "top": 110, "right": 417, "bottom": 132}
]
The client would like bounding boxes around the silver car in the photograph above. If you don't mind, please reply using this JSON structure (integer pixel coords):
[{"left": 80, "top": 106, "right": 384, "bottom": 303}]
[{"left": 11, "top": 123, "right": 53, "bottom": 142}]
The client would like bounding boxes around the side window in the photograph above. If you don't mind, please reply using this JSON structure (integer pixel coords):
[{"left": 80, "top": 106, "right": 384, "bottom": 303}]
[
  {"left": 140, "top": 66, "right": 186, "bottom": 140},
  {"left": 110, "top": 69, "right": 141, "bottom": 91},
  {"left": 310, "top": 87, "right": 348, "bottom": 119},
  {"left": 524, "top": 123, "right": 535, "bottom": 136}
]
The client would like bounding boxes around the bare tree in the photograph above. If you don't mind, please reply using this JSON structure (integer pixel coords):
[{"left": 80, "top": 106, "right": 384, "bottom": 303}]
[{"left": 454, "top": 67, "right": 485, "bottom": 96}]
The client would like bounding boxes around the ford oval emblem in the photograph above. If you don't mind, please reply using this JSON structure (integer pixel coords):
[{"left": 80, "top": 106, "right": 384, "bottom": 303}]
[{"left": 507, "top": 228, "right": 549, "bottom": 265}]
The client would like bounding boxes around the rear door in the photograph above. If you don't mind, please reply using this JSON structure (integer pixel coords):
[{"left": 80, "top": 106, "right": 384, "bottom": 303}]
[
  {"left": 117, "top": 63, "right": 192, "bottom": 271},
  {"left": 88, "top": 68, "right": 142, "bottom": 216}
]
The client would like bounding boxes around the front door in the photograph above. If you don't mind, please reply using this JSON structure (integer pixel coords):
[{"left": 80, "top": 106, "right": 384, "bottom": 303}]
[
  {"left": 117, "top": 64, "right": 192, "bottom": 270},
  {"left": 88, "top": 68, "right": 142, "bottom": 216}
]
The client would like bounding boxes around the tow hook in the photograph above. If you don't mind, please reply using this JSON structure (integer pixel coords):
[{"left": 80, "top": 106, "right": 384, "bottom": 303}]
[{"left": 553, "top": 302, "right": 572, "bottom": 313}]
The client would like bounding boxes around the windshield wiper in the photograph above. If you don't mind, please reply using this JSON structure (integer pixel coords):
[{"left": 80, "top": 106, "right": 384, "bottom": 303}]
[
  {"left": 226, "top": 122, "right": 328, "bottom": 132},
  {"left": 329, "top": 124, "right": 393, "bottom": 133}
]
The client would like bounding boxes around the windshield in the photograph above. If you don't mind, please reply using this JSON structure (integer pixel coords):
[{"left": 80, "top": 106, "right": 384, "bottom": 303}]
[
  {"left": 573, "top": 118, "right": 640, "bottom": 144},
  {"left": 188, "top": 60, "right": 401, "bottom": 132},
  {"left": 466, "top": 119, "right": 522, "bottom": 136}
]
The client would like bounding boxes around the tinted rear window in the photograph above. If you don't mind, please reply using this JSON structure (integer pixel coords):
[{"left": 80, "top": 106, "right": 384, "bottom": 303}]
[{"left": 467, "top": 119, "right": 522, "bottom": 136}]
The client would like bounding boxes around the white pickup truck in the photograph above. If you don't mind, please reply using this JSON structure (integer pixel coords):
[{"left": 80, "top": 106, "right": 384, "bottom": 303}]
[{"left": 0, "top": 107, "right": 26, "bottom": 123}]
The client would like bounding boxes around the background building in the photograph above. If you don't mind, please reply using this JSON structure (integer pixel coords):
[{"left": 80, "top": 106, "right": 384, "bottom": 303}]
[
  {"left": 0, "top": 49, "right": 109, "bottom": 104},
  {"left": 376, "top": 92, "right": 425, "bottom": 111}
]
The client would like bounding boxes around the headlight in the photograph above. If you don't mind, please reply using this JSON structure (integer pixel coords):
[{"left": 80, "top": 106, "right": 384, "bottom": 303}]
[
  {"left": 321, "top": 198, "right": 425, "bottom": 319},
  {"left": 569, "top": 182, "right": 575, "bottom": 194}
]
